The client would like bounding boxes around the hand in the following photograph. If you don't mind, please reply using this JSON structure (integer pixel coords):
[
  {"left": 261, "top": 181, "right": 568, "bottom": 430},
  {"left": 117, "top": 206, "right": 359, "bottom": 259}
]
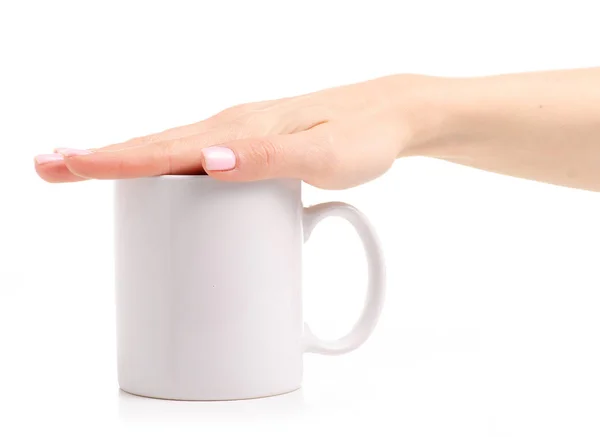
[{"left": 34, "top": 75, "right": 430, "bottom": 189}]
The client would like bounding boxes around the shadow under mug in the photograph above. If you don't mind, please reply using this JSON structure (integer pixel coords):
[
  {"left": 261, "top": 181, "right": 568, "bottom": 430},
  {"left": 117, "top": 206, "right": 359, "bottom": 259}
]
[{"left": 115, "top": 176, "right": 385, "bottom": 401}]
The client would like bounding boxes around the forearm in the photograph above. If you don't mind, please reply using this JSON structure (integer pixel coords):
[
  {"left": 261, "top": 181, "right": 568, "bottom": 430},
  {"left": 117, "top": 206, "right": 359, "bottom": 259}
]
[{"left": 405, "top": 68, "right": 600, "bottom": 191}]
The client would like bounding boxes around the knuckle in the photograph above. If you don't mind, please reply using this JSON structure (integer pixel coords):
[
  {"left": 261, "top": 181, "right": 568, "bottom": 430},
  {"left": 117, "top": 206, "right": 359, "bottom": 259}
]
[
  {"left": 126, "top": 133, "right": 161, "bottom": 147},
  {"left": 209, "top": 120, "right": 248, "bottom": 142},
  {"left": 308, "top": 131, "right": 339, "bottom": 172},
  {"left": 212, "top": 103, "right": 273, "bottom": 137},
  {"left": 232, "top": 111, "right": 271, "bottom": 136},
  {"left": 214, "top": 103, "right": 249, "bottom": 121},
  {"left": 248, "top": 138, "right": 282, "bottom": 168},
  {"left": 158, "top": 139, "right": 179, "bottom": 174},
  {"left": 300, "top": 131, "right": 347, "bottom": 188},
  {"left": 143, "top": 133, "right": 162, "bottom": 144},
  {"left": 225, "top": 118, "right": 249, "bottom": 136}
]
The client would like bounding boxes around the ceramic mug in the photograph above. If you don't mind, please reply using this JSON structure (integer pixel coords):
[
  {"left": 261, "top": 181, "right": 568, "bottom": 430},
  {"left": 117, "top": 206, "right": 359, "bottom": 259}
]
[{"left": 115, "top": 176, "right": 385, "bottom": 400}]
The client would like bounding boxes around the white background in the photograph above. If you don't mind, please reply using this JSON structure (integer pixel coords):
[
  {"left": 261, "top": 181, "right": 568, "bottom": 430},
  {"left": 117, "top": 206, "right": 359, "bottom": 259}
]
[{"left": 2, "top": 1, "right": 600, "bottom": 435}]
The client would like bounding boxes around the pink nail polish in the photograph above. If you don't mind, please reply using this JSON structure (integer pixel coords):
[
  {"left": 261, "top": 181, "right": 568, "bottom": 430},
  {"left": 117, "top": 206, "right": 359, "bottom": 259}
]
[
  {"left": 55, "top": 148, "right": 93, "bottom": 157},
  {"left": 202, "top": 146, "right": 236, "bottom": 171},
  {"left": 35, "top": 153, "right": 64, "bottom": 164}
]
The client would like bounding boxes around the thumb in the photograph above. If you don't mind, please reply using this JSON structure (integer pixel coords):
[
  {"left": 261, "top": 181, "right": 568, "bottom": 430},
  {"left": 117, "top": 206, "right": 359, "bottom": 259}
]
[{"left": 201, "top": 131, "right": 332, "bottom": 183}]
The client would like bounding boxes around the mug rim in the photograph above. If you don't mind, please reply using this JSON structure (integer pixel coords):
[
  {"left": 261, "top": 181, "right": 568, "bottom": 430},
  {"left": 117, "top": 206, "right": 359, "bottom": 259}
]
[
  {"left": 117, "top": 175, "right": 299, "bottom": 185},
  {"left": 142, "top": 175, "right": 297, "bottom": 181},
  {"left": 151, "top": 174, "right": 210, "bottom": 179}
]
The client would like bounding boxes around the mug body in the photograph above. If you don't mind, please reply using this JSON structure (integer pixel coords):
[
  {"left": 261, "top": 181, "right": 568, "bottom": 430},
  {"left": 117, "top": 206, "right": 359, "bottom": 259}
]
[{"left": 115, "top": 176, "right": 303, "bottom": 400}]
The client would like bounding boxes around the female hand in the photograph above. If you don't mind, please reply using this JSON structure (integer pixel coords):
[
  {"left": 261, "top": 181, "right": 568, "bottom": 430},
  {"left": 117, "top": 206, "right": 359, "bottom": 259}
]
[
  {"left": 34, "top": 75, "right": 429, "bottom": 189},
  {"left": 35, "top": 68, "right": 600, "bottom": 191}
]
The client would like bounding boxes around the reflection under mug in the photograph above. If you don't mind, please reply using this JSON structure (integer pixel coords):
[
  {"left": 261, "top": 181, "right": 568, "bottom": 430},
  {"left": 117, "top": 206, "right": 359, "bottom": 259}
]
[{"left": 115, "top": 176, "right": 385, "bottom": 401}]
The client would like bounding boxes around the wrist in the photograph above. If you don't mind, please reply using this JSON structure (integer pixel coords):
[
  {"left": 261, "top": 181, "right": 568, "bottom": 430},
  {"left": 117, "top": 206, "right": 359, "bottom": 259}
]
[{"left": 389, "top": 74, "right": 468, "bottom": 158}]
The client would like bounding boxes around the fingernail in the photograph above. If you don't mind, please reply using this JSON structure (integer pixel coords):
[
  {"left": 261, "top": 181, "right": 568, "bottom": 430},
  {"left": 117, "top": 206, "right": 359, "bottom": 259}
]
[
  {"left": 202, "top": 146, "right": 236, "bottom": 171},
  {"left": 55, "top": 148, "right": 93, "bottom": 157},
  {"left": 35, "top": 153, "right": 64, "bottom": 165}
]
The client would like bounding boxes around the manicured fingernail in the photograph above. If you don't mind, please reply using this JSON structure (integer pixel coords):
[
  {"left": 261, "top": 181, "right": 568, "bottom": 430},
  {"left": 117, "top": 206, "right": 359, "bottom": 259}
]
[
  {"left": 55, "top": 148, "right": 93, "bottom": 157},
  {"left": 35, "top": 153, "right": 64, "bottom": 165},
  {"left": 202, "top": 146, "right": 236, "bottom": 171}
]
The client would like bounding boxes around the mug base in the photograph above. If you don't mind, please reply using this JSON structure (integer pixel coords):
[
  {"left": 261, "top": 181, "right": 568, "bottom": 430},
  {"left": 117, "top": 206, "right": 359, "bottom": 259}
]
[{"left": 119, "top": 386, "right": 302, "bottom": 402}]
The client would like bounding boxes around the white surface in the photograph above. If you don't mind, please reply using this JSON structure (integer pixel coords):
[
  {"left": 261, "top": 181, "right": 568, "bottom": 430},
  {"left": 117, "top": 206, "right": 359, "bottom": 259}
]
[{"left": 1, "top": 0, "right": 600, "bottom": 435}]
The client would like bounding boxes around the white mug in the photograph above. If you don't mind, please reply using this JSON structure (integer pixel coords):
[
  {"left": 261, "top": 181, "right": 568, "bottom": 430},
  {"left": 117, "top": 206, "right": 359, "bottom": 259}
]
[{"left": 115, "top": 176, "right": 385, "bottom": 401}]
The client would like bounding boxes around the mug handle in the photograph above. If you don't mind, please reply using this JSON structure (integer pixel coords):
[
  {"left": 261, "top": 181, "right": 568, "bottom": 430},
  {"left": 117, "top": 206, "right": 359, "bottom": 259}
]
[{"left": 302, "top": 202, "right": 386, "bottom": 355}]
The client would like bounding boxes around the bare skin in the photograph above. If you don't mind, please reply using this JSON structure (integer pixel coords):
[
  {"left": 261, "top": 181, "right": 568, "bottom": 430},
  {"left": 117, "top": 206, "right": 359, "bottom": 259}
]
[{"left": 34, "top": 68, "right": 600, "bottom": 191}]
